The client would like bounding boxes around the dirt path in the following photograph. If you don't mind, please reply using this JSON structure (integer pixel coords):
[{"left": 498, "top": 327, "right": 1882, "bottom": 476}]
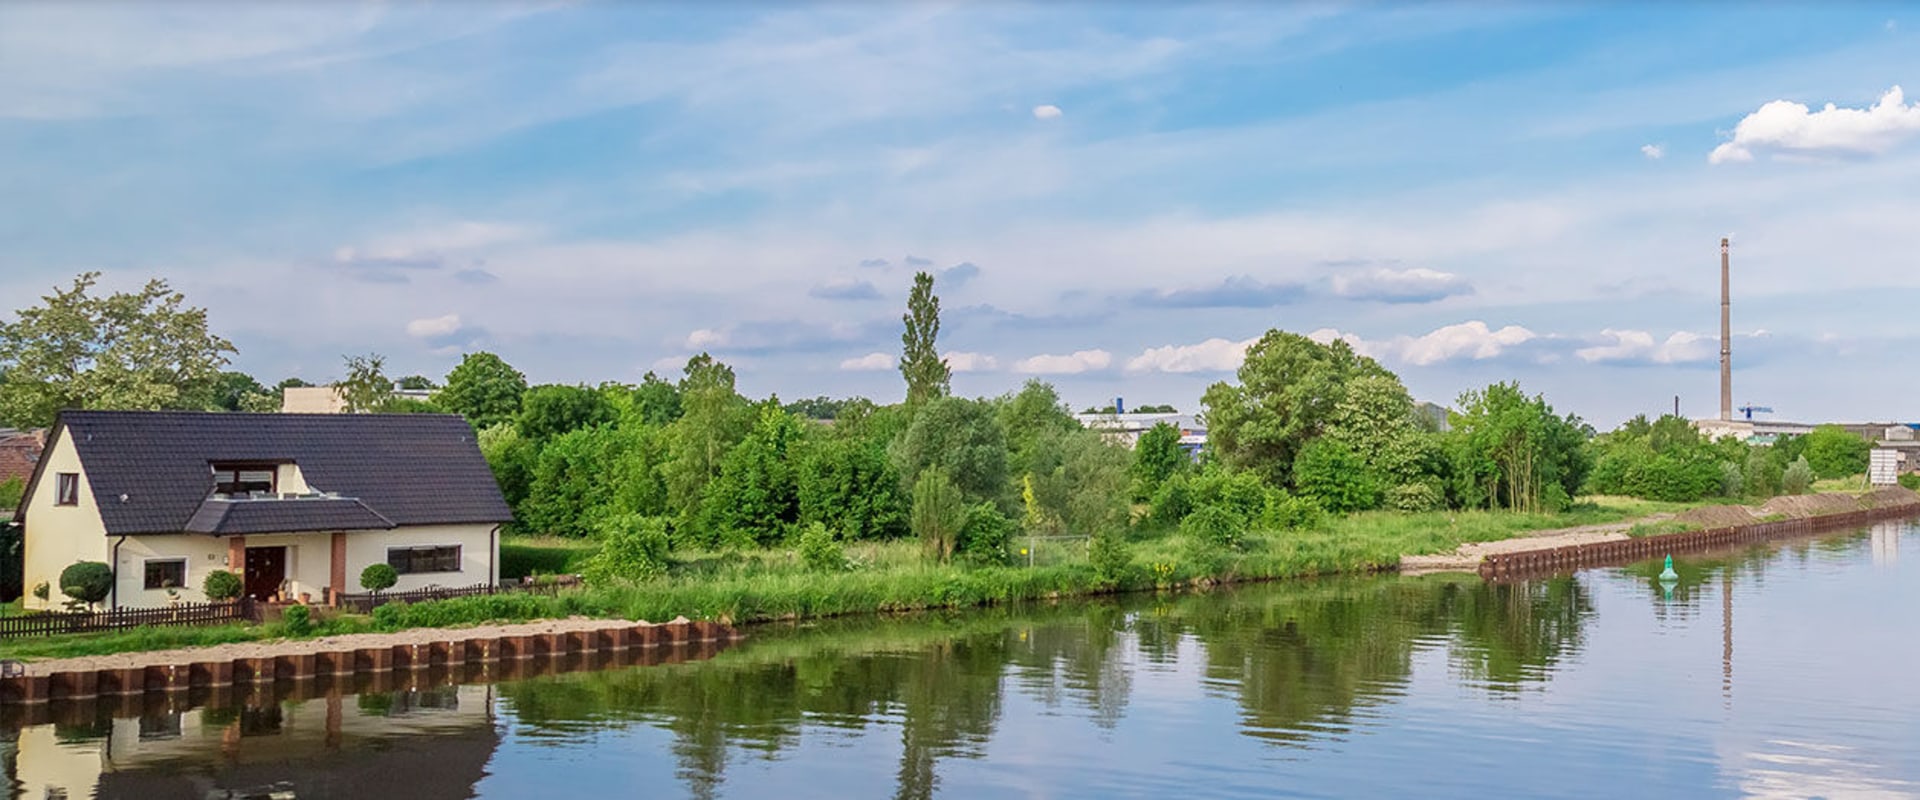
[{"left": 1399, "top": 521, "right": 1642, "bottom": 575}]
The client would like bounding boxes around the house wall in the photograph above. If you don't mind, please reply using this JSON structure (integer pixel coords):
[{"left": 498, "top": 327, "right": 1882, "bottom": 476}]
[
  {"left": 276, "top": 463, "right": 312, "bottom": 494},
  {"left": 100, "top": 523, "right": 499, "bottom": 608},
  {"left": 346, "top": 523, "right": 498, "bottom": 592},
  {"left": 21, "top": 426, "right": 110, "bottom": 611}
]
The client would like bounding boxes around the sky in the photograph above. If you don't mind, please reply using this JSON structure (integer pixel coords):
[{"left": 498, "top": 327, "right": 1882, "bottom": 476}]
[{"left": 1, "top": 2, "right": 1917, "bottom": 428}]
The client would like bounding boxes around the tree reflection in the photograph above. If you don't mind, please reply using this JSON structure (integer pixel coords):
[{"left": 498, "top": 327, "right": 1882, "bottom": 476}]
[{"left": 494, "top": 572, "right": 1596, "bottom": 796}]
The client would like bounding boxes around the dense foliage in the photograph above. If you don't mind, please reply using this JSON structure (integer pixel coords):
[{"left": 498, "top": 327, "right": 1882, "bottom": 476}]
[{"left": 59, "top": 561, "right": 113, "bottom": 608}]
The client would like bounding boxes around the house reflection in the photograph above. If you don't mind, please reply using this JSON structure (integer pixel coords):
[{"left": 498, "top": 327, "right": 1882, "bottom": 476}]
[{"left": 8, "top": 684, "right": 498, "bottom": 800}]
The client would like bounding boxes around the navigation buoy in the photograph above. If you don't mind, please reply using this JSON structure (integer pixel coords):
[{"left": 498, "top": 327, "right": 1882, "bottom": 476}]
[{"left": 1659, "top": 555, "right": 1678, "bottom": 582}]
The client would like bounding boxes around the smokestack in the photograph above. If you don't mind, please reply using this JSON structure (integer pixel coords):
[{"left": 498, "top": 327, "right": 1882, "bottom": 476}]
[{"left": 1720, "top": 237, "right": 1732, "bottom": 422}]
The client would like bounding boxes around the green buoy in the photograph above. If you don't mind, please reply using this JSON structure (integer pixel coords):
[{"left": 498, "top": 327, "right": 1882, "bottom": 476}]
[{"left": 1659, "top": 555, "right": 1678, "bottom": 582}]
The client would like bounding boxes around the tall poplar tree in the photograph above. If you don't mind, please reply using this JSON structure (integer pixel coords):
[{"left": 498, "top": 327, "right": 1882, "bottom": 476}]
[{"left": 899, "top": 271, "right": 950, "bottom": 406}]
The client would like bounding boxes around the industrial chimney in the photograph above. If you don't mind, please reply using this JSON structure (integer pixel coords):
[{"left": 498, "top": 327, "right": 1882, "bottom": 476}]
[{"left": 1719, "top": 238, "right": 1732, "bottom": 422}]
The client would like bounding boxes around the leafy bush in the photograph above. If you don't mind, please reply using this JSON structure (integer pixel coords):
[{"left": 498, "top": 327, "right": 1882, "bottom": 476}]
[
  {"left": 1088, "top": 529, "right": 1133, "bottom": 587},
  {"left": 1718, "top": 462, "right": 1744, "bottom": 498},
  {"left": 1386, "top": 482, "right": 1444, "bottom": 513},
  {"left": 1293, "top": 439, "right": 1381, "bottom": 513},
  {"left": 59, "top": 561, "right": 112, "bottom": 608},
  {"left": 1901, "top": 473, "right": 1920, "bottom": 491},
  {"left": 1801, "top": 425, "right": 1870, "bottom": 480},
  {"left": 1179, "top": 504, "right": 1244, "bottom": 549},
  {"left": 281, "top": 604, "right": 313, "bottom": 635},
  {"left": 202, "top": 569, "right": 242, "bottom": 601},
  {"left": 1782, "top": 456, "right": 1815, "bottom": 496},
  {"left": 583, "top": 513, "right": 672, "bottom": 584},
  {"left": 797, "top": 522, "right": 846, "bottom": 572},
  {"left": 1147, "top": 475, "right": 1194, "bottom": 528},
  {"left": 910, "top": 468, "right": 968, "bottom": 563},
  {"left": 0, "top": 477, "right": 23, "bottom": 510},
  {"left": 371, "top": 601, "right": 405, "bottom": 631},
  {"left": 958, "top": 503, "right": 1015, "bottom": 566},
  {"left": 359, "top": 563, "right": 398, "bottom": 592},
  {"left": 1258, "top": 493, "right": 1325, "bottom": 531}
]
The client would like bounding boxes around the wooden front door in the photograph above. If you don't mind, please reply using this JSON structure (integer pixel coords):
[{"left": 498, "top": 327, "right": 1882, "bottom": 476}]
[{"left": 244, "top": 546, "right": 287, "bottom": 601}]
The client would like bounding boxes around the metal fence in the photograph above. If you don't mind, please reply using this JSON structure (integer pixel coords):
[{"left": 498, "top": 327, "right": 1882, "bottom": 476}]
[
  {"left": 335, "top": 575, "right": 584, "bottom": 614},
  {"left": 0, "top": 598, "right": 256, "bottom": 640}
]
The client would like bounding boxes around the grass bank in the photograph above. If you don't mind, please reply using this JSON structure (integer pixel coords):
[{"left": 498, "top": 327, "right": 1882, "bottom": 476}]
[{"left": 0, "top": 496, "right": 1707, "bottom": 661}]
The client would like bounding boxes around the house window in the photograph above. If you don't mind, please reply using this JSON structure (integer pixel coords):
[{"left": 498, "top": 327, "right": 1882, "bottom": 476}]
[
  {"left": 388, "top": 545, "right": 462, "bottom": 575},
  {"left": 55, "top": 473, "right": 79, "bottom": 506},
  {"left": 144, "top": 559, "right": 188, "bottom": 591},
  {"left": 211, "top": 463, "right": 277, "bottom": 496}
]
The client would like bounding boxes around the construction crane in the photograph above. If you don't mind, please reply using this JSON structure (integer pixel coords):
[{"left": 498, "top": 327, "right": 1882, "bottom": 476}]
[{"left": 1738, "top": 404, "right": 1773, "bottom": 421}]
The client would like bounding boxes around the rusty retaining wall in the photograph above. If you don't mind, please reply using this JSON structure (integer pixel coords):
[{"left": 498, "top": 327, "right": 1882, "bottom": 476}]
[
  {"left": 1479, "top": 503, "right": 1920, "bottom": 582},
  {"left": 0, "top": 619, "right": 737, "bottom": 707}
]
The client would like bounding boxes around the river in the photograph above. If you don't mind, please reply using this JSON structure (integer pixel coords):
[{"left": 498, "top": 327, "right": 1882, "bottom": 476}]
[{"left": 7, "top": 519, "right": 1918, "bottom": 799}]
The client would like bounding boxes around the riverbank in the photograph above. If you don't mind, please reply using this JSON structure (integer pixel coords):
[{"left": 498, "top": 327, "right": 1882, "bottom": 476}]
[
  {"left": 1402, "top": 487, "right": 1920, "bottom": 574},
  {"left": 2, "top": 497, "right": 1701, "bottom": 662}
]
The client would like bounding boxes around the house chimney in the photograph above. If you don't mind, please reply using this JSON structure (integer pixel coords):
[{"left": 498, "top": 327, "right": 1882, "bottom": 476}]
[{"left": 1719, "top": 237, "right": 1732, "bottom": 422}]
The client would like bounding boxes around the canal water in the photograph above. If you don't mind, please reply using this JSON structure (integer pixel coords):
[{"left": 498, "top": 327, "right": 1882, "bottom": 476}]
[{"left": 8, "top": 519, "right": 1919, "bottom": 799}]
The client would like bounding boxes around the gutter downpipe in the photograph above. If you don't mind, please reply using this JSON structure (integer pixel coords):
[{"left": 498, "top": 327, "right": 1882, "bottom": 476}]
[
  {"left": 490, "top": 524, "right": 502, "bottom": 588},
  {"left": 110, "top": 534, "right": 129, "bottom": 611}
]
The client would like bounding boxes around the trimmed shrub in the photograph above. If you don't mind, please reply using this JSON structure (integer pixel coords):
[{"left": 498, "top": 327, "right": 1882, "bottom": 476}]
[
  {"left": 797, "top": 522, "right": 846, "bottom": 572},
  {"left": 59, "top": 561, "right": 113, "bottom": 608},
  {"left": 202, "top": 569, "right": 243, "bottom": 601},
  {"left": 1179, "top": 504, "right": 1244, "bottom": 549},
  {"left": 359, "top": 563, "right": 398, "bottom": 593},
  {"left": 582, "top": 513, "right": 672, "bottom": 584}
]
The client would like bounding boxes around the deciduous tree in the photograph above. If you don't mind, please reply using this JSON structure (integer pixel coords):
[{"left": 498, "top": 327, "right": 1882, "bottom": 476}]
[
  {"left": 437, "top": 352, "right": 528, "bottom": 429},
  {"left": 0, "top": 272, "right": 236, "bottom": 427},
  {"left": 1200, "top": 330, "right": 1396, "bottom": 488},
  {"left": 899, "top": 271, "right": 950, "bottom": 406}
]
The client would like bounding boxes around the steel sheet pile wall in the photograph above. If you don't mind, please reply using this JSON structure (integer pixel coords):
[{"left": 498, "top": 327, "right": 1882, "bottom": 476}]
[{"left": 1479, "top": 504, "right": 1920, "bottom": 582}]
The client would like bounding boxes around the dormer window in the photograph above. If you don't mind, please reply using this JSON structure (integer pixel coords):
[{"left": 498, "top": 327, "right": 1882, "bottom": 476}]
[{"left": 211, "top": 463, "right": 278, "bottom": 496}]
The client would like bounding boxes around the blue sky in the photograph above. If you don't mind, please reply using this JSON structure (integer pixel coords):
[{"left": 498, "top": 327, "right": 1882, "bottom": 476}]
[{"left": 2, "top": 2, "right": 1917, "bottom": 427}]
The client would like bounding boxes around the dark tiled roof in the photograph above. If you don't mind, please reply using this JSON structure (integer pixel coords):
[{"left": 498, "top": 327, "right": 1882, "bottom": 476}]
[
  {"left": 30, "top": 411, "right": 511, "bottom": 536},
  {"left": 184, "top": 496, "right": 396, "bottom": 535}
]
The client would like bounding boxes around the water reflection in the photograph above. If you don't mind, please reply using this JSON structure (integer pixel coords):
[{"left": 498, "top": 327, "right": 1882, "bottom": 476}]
[{"left": 7, "top": 524, "right": 1914, "bottom": 800}]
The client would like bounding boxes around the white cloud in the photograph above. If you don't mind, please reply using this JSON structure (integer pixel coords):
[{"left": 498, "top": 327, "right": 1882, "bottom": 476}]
[
  {"left": 1710, "top": 86, "right": 1920, "bottom": 164},
  {"left": 1575, "top": 329, "right": 1715, "bottom": 364},
  {"left": 1641, "top": 143, "right": 1665, "bottom": 160},
  {"left": 405, "top": 314, "right": 462, "bottom": 338},
  {"left": 1310, "top": 321, "right": 1539, "bottom": 366},
  {"left": 1031, "top": 104, "right": 1063, "bottom": 120},
  {"left": 1125, "top": 337, "right": 1256, "bottom": 373},
  {"left": 1013, "top": 349, "right": 1111, "bottom": 374},
  {"left": 839, "top": 352, "right": 896, "bottom": 371},
  {"left": 945, "top": 351, "right": 1000, "bottom": 372},
  {"left": 1329, "top": 267, "right": 1473, "bottom": 303},
  {"left": 684, "top": 328, "right": 728, "bottom": 348}
]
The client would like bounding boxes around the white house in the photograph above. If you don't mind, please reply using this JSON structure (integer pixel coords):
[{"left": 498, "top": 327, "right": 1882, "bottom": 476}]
[{"left": 12, "top": 410, "right": 512, "bottom": 610}]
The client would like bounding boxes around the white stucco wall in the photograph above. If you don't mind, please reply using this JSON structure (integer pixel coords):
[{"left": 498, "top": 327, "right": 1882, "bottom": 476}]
[
  {"left": 345, "top": 523, "right": 498, "bottom": 593},
  {"left": 20, "top": 426, "right": 110, "bottom": 611},
  {"left": 104, "top": 524, "right": 499, "bottom": 606}
]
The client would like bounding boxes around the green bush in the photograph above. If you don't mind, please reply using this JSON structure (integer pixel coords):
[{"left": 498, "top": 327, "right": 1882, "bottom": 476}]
[
  {"left": 59, "top": 561, "right": 113, "bottom": 608},
  {"left": 1801, "top": 425, "right": 1870, "bottom": 480},
  {"left": 910, "top": 468, "right": 968, "bottom": 563},
  {"left": 202, "top": 569, "right": 242, "bottom": 601},
  {"left": 1900, "top": 473, "right": 1920, "bottom": 491},
  {"left": 360, "top": 563, "right": 398, "bottom": 592},
  {"left": 1259, "top": 492, "right": 1325, "bottom": 531},
  {"left": 958, "top": 503, "right": 1015, "bottom": 566},
  {"left": 583, "top": 513, "right": 673, "bottom": 584},
  {"left": 0, "top": 477, "right": 23, "bottom": 510},
  {"left": 1088, "top": 529, "right": 1134, "bottom": 587},
  {"left": 1179, "top": 505, "right": 1244, "bottom": 549},
  {"left": 1782, "top": 456, "right": 1815, "bottom": 496},
  {"left": 1385, "top": 482, "right": 1444, "bottom": 513},
  {"left": 371, "top": 601, "right": 405, "bottom": 631},
  {"left": 281, "top": 604, "right": 313, "bottom": 635},
  {"left": 797, "top": 522, "right": 846, "bottom": 572},
  {"left": 1293, "top": 439, "right": 1381, "bottom": 513},
  {"left": 1147, "top": 475, "right": 1194, "bottom": 528}
]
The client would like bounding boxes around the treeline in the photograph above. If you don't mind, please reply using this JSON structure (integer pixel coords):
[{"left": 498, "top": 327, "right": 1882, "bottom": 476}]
[{"left": 1584, "top": 416, "right": 1874, "bottom": 501}]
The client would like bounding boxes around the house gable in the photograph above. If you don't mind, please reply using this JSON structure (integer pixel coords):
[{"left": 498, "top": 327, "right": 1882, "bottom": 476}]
[{"left": 18, "top": 423, "right": 111, "bottom": 608}]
